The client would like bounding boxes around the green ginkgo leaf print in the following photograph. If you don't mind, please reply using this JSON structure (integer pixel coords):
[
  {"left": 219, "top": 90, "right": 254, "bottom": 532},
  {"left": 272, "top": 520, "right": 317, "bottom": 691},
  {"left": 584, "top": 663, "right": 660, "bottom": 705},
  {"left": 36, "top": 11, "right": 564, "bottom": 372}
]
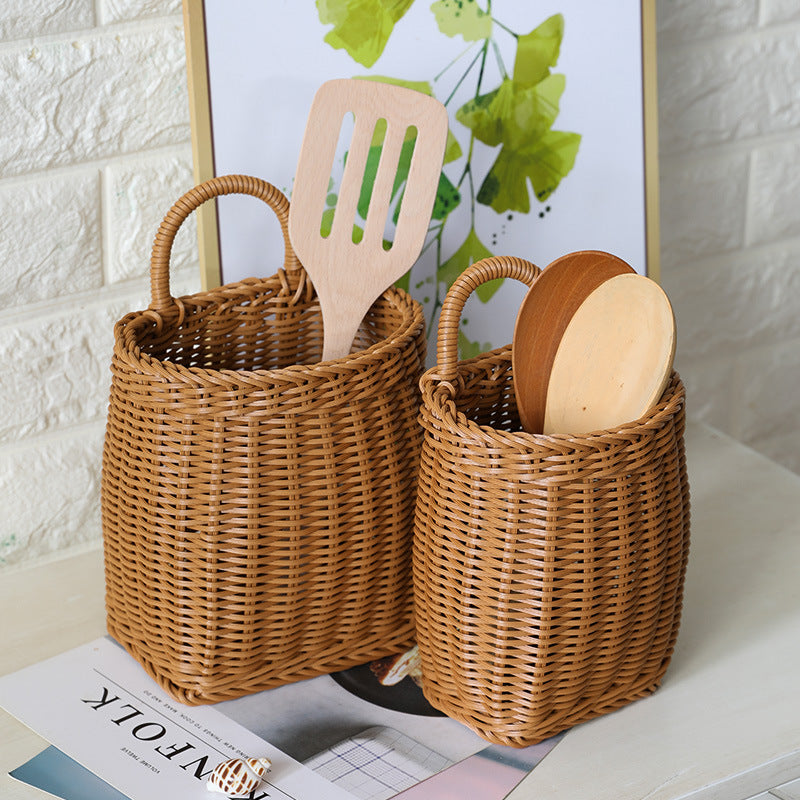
[
  {"left": 354, "top": 119, "right": 414, "bottom": 220},
  {"left": 476, "top": 130, "right": 580, "bottom": 213},
  {"left": 513, "top": 12, "right": 563, "bottom": 87},
  {"left": 316, "top": 0, "right": 415, "bottom": 67},
  {"left": 455, "top": 13, "right": 581, "bottom": 214},
  {"left": 521, "top": 128, "right": 582, "bottom": 202},
  {"left": 458, "top": 74, "right": 565, "bottom": 150},
  {"left": 313, "top": 7, "right": 583, "bottom": 349},
  {"left": 442, "top": 127, "right": 463, "bottom": 165},
  {"left": 431, "top": 0, "right": 492, "bottom": 42},
  {"left": 458, "top": 329, "right": 492, "bottom": 360},
  {"left": 458, "top": 74, "right": 575, "bottom": 213},
  {"left": 431, "top": 171, "right": 460, "bottom": 220},
  {"left": 353, "top": 121, "right": 462, "bottom": 226},
  {"left": 475, "top": 119, "right": 581, "bottom": 212},
  {"left": 438, "top": 227, "right": 492, "bottom": 292},
  {"left": 320, "top": 206, "right": 369, "bottom": 244},
  {"left": 357, "top": 73, "right": 432, "bottom": 96},
  {"left": 390, "top": 166, "right": 460, "bottom": 227}
]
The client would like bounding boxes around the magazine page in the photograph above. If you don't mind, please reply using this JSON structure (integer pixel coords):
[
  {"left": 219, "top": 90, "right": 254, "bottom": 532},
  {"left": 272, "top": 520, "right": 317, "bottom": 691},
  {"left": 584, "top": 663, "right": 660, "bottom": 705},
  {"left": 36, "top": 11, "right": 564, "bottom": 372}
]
[
  {"left": 10, "top": 746, "right": 128, "bottom": 800},
  {"left": 214, "top": 657, "right": 564, "bottom": 799},
  {"left": 12, "top": 727, "right": 452, "bottom": 800},
  {"left": 10, "top": 727, "right": 453, "bottom": 800},
  {"left": 3, "top": 639, "right": 565, "bottom": 800},
  {"left": 12, "top": 733, "right": 563, "bottom": 800},
  {"left": 13, "top": 733, "right": 563, "bottom": 800},
  {"left": 215, "top": 660, "right": 484, "bottom": 767},
  {"left": 0, "top": 638, "right": 355, "bottom": 800},
  {"left": 389, "top": 736, "right": 563, "bottom": 799}
]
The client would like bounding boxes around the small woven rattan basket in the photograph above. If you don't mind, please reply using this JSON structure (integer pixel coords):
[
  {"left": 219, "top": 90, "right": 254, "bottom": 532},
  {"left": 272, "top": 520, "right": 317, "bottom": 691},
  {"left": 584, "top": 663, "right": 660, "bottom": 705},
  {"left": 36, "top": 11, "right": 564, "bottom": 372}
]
[
  {"left": 102, "top": 175, "right": 426, "bottom": 704},
  {"left": 413, "top": 256, "right": 691, "bottom": 747}
]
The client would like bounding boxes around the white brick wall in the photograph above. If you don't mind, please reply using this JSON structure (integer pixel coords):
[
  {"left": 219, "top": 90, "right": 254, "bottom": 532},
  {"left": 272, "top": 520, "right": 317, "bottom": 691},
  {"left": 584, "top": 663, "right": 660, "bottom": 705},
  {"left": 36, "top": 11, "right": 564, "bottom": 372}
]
[
  {"left": 0, "top": 1, "right": 198, "bottom": 571},
  {"left": 657, "top": 1, "right": 800, "bottom": 476},
  {"left": 0, "top": 0, "right": 798, "bottom": 572}
]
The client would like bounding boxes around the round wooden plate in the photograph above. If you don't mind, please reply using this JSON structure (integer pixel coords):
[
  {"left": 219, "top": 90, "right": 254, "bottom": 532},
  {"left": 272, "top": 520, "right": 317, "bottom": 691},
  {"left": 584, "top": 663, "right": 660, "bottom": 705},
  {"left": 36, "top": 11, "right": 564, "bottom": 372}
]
[
  {"left": 542, "top": 272, "right": 675, "bottom": 435},
  {"left": 512, "top": 251, "right": 635, "bottom": 434}
]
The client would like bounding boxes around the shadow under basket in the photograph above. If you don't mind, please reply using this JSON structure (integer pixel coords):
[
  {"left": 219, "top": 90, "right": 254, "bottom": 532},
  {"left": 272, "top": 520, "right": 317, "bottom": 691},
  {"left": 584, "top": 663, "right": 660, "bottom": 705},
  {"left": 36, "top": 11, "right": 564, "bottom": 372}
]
[
  {"left": 412, "top": 256, "right": 691, "bottom": 747},
  {"left": 102, "top": 175, "right": 427, "bottom": 704}
]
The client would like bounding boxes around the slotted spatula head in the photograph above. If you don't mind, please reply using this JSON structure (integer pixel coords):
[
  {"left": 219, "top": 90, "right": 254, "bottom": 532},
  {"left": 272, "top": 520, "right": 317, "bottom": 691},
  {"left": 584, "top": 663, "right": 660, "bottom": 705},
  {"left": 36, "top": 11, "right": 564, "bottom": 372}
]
[{"left": 289, "top": 78, "right": 449, "bottom": 361}]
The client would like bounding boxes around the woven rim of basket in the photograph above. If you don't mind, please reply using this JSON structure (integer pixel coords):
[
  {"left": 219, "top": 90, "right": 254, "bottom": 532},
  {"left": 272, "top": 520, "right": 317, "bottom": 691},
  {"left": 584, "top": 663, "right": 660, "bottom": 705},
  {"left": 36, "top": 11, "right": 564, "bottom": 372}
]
[
  {"left": 114, "top": 281, "right": 425, "bottom": 385},
  {"left": 421, "top": 350, "right": 685, "bottom": 450}
]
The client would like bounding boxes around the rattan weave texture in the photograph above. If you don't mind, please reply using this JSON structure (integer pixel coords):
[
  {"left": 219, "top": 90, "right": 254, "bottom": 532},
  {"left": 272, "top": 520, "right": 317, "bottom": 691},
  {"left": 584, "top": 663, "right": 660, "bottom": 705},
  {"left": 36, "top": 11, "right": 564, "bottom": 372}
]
[
  {"left": 413, "top": 256, "right": 691, "bottom": 747},
  {"left": 102, "top": 175, "right": 426, "bottom": 704}
]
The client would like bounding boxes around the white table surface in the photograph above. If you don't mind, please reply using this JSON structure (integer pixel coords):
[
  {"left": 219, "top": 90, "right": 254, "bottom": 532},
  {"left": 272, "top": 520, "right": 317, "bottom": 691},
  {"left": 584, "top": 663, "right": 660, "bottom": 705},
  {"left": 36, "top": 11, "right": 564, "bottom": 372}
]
[
  {"left": 2, "top": 421, "right": 799, "bottom": 800},
  {"left": 508, "top": 422, "right": 800, "bottom": 800}
]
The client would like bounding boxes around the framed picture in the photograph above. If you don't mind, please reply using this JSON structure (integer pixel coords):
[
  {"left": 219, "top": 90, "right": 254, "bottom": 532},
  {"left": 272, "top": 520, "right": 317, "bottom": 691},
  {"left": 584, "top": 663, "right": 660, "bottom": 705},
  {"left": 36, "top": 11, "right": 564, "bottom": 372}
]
[{"left": 182, "top": 0, "right": 658, "bottom": 358}]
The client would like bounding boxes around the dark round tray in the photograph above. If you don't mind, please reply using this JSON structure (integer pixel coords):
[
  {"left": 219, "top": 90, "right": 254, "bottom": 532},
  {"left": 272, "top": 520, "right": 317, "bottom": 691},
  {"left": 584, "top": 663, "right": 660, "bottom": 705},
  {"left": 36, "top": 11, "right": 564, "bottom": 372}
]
[{"left": 330, "top": 662, "right": 445, "bottom": 717}]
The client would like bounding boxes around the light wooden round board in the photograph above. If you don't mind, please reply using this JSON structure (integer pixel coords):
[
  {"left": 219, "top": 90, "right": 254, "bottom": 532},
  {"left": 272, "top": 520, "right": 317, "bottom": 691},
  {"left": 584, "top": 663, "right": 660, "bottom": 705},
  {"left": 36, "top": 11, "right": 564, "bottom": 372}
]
[{"left": 542, "top": 272, "right": 676, "bottom": 435}]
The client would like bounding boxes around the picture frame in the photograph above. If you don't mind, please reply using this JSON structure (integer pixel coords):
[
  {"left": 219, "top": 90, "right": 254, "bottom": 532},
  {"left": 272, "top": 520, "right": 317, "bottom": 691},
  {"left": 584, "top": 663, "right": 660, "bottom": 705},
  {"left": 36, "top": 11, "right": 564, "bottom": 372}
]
[{"left": 181, "top": 0, "right": 659, "bottom": 356}]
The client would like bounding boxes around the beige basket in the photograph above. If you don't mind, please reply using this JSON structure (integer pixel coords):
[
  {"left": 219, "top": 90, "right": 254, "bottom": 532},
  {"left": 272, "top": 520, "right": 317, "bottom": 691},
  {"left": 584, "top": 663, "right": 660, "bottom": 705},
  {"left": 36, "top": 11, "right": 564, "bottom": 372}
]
[
  {"left": 413, "top": 255, "right": 691, "bottom": 746},
  {"left": 102, "top": 175, "right": 426, "bottom": 704}
]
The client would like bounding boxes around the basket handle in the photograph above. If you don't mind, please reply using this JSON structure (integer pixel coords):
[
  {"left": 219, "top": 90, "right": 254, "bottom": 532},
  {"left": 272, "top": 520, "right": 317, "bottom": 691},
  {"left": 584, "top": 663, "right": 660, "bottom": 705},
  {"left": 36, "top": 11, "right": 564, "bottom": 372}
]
[
  {"left": 149, "top": 174, "right": 301, "bottom": 313},
  {"left": 435, "top": 255, "right": 540, "bottom": 382}
]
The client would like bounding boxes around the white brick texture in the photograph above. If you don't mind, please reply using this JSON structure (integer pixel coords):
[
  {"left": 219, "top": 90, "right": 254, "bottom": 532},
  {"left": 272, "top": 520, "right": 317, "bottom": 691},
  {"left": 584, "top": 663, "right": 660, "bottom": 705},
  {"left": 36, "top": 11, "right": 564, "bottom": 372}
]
[
  {"left": 0, "top": 427, "right": 104, "bottom": 568},
  {"left": 761, "top": 0, "right": 800, "bottom": 26},
  {"left": 734, "top": 336, "right": 800, "bottom": 473},
  {"left": 748, "top": 139, "right": 800, "bottom": 246},
  {"left": 101, "top": 0, "right": 181, "bottom": 24},
  {"left": 0, "top": 23, "right": 189, "bottom": 178},
  {"left": 659, "top": 151, "right": 749, "bottom": 269},
  {"left": 657, "top": 0, "right": 759, "bottom": 41},
  {"left": 0, "top": 301, "right": 121, "bottom": 445},
  {"left": 655, "top": 0, "right": 800, "bottom": 478},
  {"left": 663, "top": 242, "right": 800, "bottom": 361},
  {"left": 0, "top": 1, "right": 94, "bottom": 41},
  {"left": 0, "top": 171, "right": 103, "bottom": 310},
  {"left": 671, "top": 351, "right": 738, "bottom": 435},
  {"left": 657, "top": 27, "right": 800, "bottom": 155},
  {"left": 106, "top": 150, "right": 197, "bottom": 284},
  {"left": 0, "top": 5, "right": 195, "bottom": 571}
]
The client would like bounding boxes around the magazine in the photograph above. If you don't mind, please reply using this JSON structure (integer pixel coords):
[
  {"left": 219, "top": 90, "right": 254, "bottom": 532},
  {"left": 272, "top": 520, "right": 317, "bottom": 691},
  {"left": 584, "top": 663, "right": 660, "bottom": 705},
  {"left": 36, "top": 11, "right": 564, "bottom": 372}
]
[
  {"left": 0, "top": 638, "right": 355, "bottom": 800},
  {"left": 12, "top": 726, "right": 452, "bottom": 800},
  {"left": 12, "top": 733, "right": 563, "bottom": 800},
  {"left": 2, "top": 638, "right": 563, "bottom": 799},
  {"left": 390, "top": 736, "right": 564, "bottom": 799},
  {"left": 11, "top": 746, "right": 128, "bottom": 800}
]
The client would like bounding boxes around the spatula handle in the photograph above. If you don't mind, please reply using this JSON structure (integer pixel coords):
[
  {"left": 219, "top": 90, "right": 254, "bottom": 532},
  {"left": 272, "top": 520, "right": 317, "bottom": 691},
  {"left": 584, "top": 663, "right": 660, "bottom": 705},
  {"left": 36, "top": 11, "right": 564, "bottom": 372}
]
[
  {"left": 319, "top": 298, "right": 364, "bottom": 362},
  {"left": 435, "top": 256, "right": 540, "bottom": 382}
]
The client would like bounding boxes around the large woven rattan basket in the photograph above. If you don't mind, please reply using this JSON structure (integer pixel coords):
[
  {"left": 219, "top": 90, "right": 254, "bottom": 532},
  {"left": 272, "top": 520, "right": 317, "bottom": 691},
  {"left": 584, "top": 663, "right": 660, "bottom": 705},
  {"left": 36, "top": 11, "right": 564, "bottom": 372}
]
[
  {"left": 413, "top": 256, "right": 691, "bottom": 747},
  {"left": 102, "top": 175, "right": 426, "bottom": 704}
]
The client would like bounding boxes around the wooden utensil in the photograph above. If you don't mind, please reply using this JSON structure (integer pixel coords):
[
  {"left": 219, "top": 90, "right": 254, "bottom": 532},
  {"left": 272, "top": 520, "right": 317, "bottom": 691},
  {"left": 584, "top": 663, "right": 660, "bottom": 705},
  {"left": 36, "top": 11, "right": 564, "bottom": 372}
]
[
  {"left": 542, "top": 272, "right": 675, "bottom": 434},
  {"left": 289, "top": 79, "right": 449, "bottom": 361},
  {"left": 512, "top": 251, "right": 635, "bottom": 433}
]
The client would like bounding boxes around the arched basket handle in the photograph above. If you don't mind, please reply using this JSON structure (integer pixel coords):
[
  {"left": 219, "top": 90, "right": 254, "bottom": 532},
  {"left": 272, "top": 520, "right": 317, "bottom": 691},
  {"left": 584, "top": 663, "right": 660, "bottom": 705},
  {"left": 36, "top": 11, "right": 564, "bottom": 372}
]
[
  {"left": 435, "top": 255, "right": 540, "bottom": 382},
  {"left": 149, "top": 174, "right": 301, "bottom": 313}
]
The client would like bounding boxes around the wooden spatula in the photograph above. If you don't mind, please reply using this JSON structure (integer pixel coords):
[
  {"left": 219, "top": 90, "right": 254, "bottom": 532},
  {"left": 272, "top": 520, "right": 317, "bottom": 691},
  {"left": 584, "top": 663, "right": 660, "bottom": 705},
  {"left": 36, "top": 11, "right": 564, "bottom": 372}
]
[{"left": 289, "top": 79, "right": 449, "bottom": 361}]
